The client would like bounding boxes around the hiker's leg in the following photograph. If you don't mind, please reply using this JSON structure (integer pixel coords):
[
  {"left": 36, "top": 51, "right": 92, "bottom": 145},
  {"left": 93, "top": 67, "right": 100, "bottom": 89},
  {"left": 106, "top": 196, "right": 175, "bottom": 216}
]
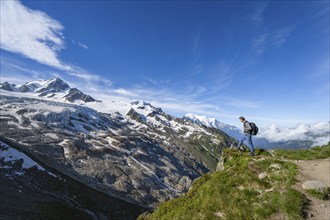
[
  {"left": 237, "top": 136, "right": 246, "bottom": 148},
  {"left": 246, "top": 134, "right": 254, "bottom": 155}
]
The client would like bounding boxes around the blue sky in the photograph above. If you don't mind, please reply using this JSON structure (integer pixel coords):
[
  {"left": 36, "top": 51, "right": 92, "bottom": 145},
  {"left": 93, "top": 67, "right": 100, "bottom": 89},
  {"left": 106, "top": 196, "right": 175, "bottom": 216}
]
[{"left": 0, "top": 0, "right": 329, "bottom": 127}]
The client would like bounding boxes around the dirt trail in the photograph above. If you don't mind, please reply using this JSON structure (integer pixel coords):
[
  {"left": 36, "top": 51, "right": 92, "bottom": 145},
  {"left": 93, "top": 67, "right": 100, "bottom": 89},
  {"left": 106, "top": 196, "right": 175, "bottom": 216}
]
[{"left": 293, "top": 158, "right": 330, "bottom": 220}]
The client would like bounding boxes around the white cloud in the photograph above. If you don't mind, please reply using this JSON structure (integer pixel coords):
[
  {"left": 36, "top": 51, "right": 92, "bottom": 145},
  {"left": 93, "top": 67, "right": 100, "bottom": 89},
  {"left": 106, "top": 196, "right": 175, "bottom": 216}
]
[
  {"left": 0, "top": 0, "right": 70, "bottom": 70},
  {"left": 258, "top": 122, "right": 330, "bottom": 145},
  {"left": 0, "top": 0, "right": 104, "bottom": 83}
]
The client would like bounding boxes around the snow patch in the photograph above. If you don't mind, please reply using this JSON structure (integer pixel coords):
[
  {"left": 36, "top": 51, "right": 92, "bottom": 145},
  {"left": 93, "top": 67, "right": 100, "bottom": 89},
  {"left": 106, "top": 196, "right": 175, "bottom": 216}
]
[{"left": 0, "top": 141, "right": 58, "bottom": 177}]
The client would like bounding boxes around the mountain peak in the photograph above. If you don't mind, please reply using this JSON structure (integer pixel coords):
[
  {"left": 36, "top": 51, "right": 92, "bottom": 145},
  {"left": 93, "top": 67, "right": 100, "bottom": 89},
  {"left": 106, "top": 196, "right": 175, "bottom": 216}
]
[
  {"left": 183, "top": 113, "right": 243, "bottom": 140},
  {"left": 131, "top": 100, "right": 163, "bottom": 115},
  {"left": 35, "top": 77, "right": 70, "bottom": 94},
  {"left": 183, "top": 113, "right": 219, "bottom": 126},
  {"left": 0, "top": 82, "right": 15, "bottom": 91}
]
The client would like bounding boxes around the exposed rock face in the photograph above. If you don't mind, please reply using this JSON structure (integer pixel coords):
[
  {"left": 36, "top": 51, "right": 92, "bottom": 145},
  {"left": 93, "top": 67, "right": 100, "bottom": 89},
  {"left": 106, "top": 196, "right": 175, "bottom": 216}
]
[
  {"left": 0, "top": 141, "right": 146, "bottom": 220},
  {"left": 64, "top": 88, "right": 96, "bottom": 102},
  {"left": 0, "top": 94, "right": 235, "bottom": 209},
  {"left": 0, "top": 82, "right": 14, "bottom": 91},
  {"left": 216, "top": 155, "right": 225, "bottom": 171},
  {"left": 19, "top": 84, "right": 31, "bottom": 92}
]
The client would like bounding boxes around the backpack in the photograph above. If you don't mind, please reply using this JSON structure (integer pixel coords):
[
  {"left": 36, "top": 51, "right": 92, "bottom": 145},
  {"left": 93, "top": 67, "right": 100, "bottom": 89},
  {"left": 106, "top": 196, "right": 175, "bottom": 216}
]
[{"left": 249, "top": 122, "right": 259, "bottom": 135}]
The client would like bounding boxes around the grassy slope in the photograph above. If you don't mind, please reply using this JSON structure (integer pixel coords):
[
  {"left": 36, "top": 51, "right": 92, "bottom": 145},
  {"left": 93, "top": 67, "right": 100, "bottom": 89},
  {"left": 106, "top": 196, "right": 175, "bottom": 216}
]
[
  {"left": 274, "top": 143, "right": 330, "bottom": 160},
  {"left": 140, "top": 147, "right": 312, "bottom": 220}
]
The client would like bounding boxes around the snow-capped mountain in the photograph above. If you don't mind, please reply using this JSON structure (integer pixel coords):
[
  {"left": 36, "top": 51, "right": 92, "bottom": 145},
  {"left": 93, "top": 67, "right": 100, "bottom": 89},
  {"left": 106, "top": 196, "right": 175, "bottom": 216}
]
[
  {"left": 0, "top": 79, "right": 235, "bottom": 211},
  {"left": 183, "top": 113, "right": 243, "bottom": 140},
  {"left": 184, "top": 113, "right": 329, "bottom": 149},
  {"left": 0, "top": 78, "right": 96, "bottom": 103}
]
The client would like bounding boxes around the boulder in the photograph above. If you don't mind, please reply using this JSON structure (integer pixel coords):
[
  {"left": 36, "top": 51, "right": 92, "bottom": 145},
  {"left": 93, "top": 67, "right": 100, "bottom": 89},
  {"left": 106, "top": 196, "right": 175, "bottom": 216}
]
[
  {"left": 269, "top": 163, "right": 281, "bottom": 169},
  {"left": 258, "top": 172, "right": 267, "bottom": 179},
  {"left": 216, "top": 155, "right": 225, "bottom": 171},
  {"left": 302, "top": 180, "right": 328, "bottom": 191}
]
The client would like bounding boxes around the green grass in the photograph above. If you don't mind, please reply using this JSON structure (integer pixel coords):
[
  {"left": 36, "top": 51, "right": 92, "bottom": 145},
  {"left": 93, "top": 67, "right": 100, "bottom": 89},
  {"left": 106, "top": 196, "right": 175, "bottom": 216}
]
[
  {"left": 139, "top": 148, "right": 306, "bottom": 220},
  {"left": 274, "top": 143, "right": 330, "bottom": 160},
  {"left": 306, "top": 188, "right": 330, "bottom": 200}
]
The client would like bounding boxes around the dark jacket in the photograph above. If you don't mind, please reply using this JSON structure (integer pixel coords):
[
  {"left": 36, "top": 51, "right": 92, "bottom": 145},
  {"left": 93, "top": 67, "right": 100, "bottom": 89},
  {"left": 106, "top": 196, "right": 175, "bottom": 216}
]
[{"left": 243, "top": 121, "right": 252, "bottom": 134}]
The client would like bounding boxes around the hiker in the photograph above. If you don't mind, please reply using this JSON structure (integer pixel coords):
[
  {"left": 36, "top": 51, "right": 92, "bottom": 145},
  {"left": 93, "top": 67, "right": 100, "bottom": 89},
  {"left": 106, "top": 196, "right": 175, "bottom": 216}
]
[{"left": 237, "top": 116, "right": 255, "bottom": 156}]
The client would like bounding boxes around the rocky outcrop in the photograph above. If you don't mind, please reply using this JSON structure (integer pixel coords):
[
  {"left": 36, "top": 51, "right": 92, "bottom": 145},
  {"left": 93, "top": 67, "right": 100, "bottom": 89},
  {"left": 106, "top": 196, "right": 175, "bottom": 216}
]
[
  {"left": 302, "top": 180, "right": 328, "bottom": 191},
  {"left": 216, "top": 155, "right": 225, "bottom": 171},
  {"left": 64, "top": 88, "right": 96, "bottom": 102},
  {"left": 0, "top": 82, "right": 14, "bottom": 91}
]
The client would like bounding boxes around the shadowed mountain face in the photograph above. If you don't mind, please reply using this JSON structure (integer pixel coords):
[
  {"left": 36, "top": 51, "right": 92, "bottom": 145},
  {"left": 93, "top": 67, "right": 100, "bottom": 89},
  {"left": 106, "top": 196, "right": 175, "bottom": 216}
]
[
  {"left": 0, "top": 141, "right": 147, "bottom": 220},
  {"left": 0, "top": 79, "right": 235, "bottom": 217}
]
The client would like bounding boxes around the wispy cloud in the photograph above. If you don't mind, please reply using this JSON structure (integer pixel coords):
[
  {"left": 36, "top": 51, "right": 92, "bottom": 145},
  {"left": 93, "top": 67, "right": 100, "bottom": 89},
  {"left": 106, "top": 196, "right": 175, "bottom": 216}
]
[
  {"left": 7, "top": 63, "right": 47, "bottom": 80},
  {"left": 251, "top": 33, "right": 268, "bottom": 56},
  {"left": 192, "top": 23, "right": 203, "bottom": 62},
  {"left": 248, "top": 2, "right": 268, "bottom": 27},
  {"left": 271, "top": 28, "right": 292, "bottom": 47},
  {"left": 77, "top": 41, "right": 89, "bottom": 49},
  {"left": 0, "top": 0, "right": 101, "bottom": 82},
  {"left": 247, "top": 2, "right": 292, "bottom": 58},
  {"left": 225, "top": 99, "right": 262, "bottom": 109},
  {"left": 312, "top": 1, "right": 329, "bottom": 18},
  {"left": 251, "top": 28, "right": 292, "bottom": 58}
]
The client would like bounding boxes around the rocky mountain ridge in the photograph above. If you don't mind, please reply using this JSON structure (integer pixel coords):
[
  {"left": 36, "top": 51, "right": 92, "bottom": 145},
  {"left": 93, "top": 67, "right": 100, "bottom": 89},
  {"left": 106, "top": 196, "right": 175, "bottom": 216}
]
[
  {"left": 0, "top": 79, "right": 235, "bottom": 212},
  {"left": 0, "top": 78, "right": 97, "bottom": 103}
]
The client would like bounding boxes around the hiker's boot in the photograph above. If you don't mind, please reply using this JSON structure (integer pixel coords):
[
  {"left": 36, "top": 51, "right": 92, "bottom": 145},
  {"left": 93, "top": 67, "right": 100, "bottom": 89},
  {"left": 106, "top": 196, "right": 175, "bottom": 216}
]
[
  {"left": 238, "top": 147, "right": 243, "bottom": 155},
  {"left": 250, "top": 152, "right": 255, "bottom": 156}
]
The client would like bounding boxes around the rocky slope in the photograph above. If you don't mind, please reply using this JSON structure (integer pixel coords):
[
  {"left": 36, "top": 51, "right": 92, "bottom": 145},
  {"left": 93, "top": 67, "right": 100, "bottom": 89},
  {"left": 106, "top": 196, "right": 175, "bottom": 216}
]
[
  {"left": 0, "top": 80, "right": 235, "bottom": 213},
  {"left": 0, "top": 141, "right": 146, "bottom": 220}
]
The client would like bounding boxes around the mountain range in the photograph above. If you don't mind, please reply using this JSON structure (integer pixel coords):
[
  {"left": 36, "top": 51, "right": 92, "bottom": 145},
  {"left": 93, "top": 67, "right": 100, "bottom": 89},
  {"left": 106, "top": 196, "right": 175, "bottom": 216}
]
[
  {"left": 0, "top": 78, "right": 97, "bottom": 103},
  {"left": 183, "top": 113, "right": 329, "bottom": 149},
  {"left": 0, "top": 78, "right": 328, "bottom": 219},
  {"left": 0, "top": 78, "right": 235, "bottom": 219}
]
